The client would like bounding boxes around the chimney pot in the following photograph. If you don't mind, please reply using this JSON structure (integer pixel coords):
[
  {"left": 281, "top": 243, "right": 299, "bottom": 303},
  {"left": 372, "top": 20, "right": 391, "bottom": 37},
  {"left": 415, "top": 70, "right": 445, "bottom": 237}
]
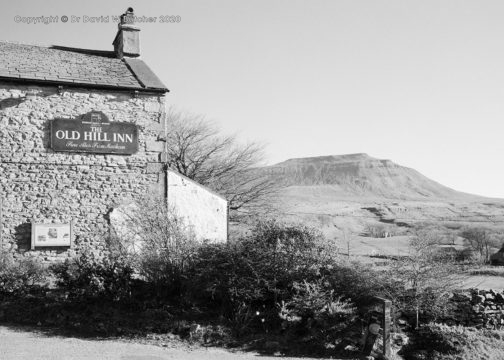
[{"left": 113, "top": 8, "right": 140, "bottom": 58}]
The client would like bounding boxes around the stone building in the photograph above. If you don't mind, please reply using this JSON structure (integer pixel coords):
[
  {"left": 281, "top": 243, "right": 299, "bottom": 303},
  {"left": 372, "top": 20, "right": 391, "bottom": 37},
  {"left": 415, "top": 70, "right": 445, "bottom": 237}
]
[{"left": 0, "top": 11, "right": 227, "bottom": 261}]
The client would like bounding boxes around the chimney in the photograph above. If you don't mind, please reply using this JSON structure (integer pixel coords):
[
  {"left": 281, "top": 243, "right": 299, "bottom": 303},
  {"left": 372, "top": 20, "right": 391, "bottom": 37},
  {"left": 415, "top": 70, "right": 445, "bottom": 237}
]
[{"left": 113, "top": 8, "right": 140, "bottom": 58}]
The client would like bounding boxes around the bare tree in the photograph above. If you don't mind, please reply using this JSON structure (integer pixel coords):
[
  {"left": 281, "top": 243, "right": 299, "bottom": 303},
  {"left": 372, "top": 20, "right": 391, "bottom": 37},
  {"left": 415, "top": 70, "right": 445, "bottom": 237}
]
[
  {"left": 109, "top": 194, "right": 199, "bottom": 296},
  {"left": 337, "top": 228, "right": 353, "bottom": 256},
  {"left": 364, "top": 223, "right": 394, "bottom": 238},
  {"left": 386, "top": 229, "right": 462, "bottom": 328},
  {"left": 165, "top": 108, "right": 280, "bottom": 221},
  {"left": 461, "top": 227, "right": 501, "bottom": 263}
]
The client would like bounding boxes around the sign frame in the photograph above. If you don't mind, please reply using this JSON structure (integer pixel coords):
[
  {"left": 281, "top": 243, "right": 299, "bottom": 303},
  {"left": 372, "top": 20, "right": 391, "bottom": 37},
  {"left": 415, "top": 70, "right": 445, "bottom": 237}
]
[
  {"left": 31, "top": 220, "right": 74, "bottom": 249},
  {"left": 50, "top": 111, "right": 139, "bottom": 155}
]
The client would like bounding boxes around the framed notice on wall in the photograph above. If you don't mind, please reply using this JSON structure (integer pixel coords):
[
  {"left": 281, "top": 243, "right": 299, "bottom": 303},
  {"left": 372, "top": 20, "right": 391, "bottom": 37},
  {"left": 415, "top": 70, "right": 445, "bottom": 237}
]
[{"left": 31, "top": 221, "right": 73, "bottom": 249}]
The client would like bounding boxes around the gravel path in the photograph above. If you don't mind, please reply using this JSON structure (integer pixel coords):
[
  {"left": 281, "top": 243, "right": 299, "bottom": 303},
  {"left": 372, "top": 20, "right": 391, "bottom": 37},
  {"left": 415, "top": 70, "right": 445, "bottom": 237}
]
[{"left": 0, "top": 326, "right": 336, "bottom": 360}]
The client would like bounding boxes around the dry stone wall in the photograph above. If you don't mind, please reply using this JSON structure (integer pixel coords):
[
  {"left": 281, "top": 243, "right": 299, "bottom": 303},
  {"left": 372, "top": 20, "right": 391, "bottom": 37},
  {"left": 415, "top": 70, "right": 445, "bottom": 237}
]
[
  {"left": 442, "top": 289, "right": 504, "bottom": 329},
  {"left": 0, "top": 83, "right": 166, "bottom": 262}
]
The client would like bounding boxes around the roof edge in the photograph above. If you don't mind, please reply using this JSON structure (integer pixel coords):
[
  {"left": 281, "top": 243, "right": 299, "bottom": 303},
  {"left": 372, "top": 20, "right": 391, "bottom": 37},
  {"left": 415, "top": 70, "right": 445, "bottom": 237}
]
[
  {"left": 167, "top": 169, "right": 228, "bottom": 202},
  {"left": 123, "top": 58, "right": 168, "bottom": 92},
  {"left": 0, "top": 77, "right": 168, "bottom": 94}
]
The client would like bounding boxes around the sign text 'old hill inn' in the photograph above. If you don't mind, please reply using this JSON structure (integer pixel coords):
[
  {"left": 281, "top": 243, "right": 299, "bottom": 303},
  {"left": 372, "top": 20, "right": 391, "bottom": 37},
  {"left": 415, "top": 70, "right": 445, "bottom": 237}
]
[{"left": 50, "top": 111, "right": 139, "bottom": 155}]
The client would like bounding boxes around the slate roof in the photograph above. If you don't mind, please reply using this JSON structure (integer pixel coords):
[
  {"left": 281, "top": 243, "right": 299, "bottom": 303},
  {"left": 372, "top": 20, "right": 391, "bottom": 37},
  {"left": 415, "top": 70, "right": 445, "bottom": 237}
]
[{"left": 0, "top": 41, "right": 168, "bottom": 93}]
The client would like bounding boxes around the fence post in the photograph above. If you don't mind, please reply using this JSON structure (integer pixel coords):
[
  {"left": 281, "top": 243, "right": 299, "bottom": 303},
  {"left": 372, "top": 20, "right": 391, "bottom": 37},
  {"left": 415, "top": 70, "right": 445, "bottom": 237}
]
[
  {"left": 381, "top": 298, "right": 392, "bottom": 358},
  {"left": 0, "top": 197, "right": 3, "bottom": 248},
  {"left": 362, "top": 296, "right": 392, "bottom": 359}
]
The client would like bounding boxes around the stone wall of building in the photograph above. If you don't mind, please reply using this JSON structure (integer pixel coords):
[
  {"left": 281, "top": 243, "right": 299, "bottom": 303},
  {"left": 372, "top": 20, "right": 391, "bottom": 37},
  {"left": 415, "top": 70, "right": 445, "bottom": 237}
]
[
  {"left": 167, "top": 170, "right": 228, "bottom": 243},
  {"left": 0, "top": 83, "right": 166, "bottom": 262}
]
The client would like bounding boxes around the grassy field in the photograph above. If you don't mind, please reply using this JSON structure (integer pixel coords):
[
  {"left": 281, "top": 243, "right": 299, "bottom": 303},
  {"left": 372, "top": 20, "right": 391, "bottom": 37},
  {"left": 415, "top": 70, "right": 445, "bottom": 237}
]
[{"left": 338, "top": 235, "right": 504, "bottom": 290}]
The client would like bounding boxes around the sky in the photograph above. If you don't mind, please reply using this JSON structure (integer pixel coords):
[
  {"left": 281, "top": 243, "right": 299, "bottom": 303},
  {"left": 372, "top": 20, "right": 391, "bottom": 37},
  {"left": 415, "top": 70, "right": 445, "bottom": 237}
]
[{"left": 2, "top": 1, "right": 504, "bottom": 198}]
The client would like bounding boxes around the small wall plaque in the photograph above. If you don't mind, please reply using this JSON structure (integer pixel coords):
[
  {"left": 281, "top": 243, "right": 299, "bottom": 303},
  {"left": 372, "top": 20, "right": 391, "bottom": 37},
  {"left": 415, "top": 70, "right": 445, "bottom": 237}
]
[{"left": 31, "top": 221, "right": 73, "bottom": 249}]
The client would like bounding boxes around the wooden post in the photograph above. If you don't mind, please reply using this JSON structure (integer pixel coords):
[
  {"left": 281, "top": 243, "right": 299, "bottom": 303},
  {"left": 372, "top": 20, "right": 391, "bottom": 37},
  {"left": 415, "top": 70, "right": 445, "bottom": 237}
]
[
  {"left": 382, "top": 298, "right": 392, "bottom": 358},
  {"left": 70, "top": 219, "right": 74, "bottom": 248},
  {"left": 372, "top": 297, "right": 391, "bottom": 359},
  {"left": 0, "top": 197, "right": 3, "bottom": 248},
  {"left": 31, "top": 218, "right": 36, "bottom": 250}
]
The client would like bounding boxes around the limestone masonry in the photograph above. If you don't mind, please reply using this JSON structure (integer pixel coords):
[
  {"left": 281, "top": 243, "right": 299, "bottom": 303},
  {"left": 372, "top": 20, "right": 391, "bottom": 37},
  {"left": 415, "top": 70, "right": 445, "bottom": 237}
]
[
  {"left": 443, "top": 289, "right": 504, "bottom": 329},
  {"left": 0, "top": 84, "right": 166, "bottom": 261}
]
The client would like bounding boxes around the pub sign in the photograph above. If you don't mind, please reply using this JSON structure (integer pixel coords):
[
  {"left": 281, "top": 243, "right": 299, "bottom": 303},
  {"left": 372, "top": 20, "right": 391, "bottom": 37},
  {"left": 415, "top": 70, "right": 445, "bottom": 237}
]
[{"left": 50, "top": 111, "right": 139, "bottom": 155}]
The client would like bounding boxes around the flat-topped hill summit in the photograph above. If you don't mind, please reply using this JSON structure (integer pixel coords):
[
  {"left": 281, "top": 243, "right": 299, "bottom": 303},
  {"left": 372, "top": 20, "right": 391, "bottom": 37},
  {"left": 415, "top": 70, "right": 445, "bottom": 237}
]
[{"left": 262, "top": 153, "right": 479, "bottom": 200}]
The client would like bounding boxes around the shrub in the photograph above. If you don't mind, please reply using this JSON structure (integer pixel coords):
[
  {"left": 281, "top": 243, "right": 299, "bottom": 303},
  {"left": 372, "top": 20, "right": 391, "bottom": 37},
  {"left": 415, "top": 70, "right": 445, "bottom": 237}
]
[
  {"left": 279, "top": 280, "right": 356, "bottom": 345},
  {"left": 402, "top": 323, "right": 504, "bottom": 360},
  {"left": 454, "top": 248, "right": 478, "bottom": 264},
  {"left": 0, "top": 251, "right": 47, "bottom": 296},
  {"left": 51, "top": 250, "right": 134, "bottom": 302},
  {"left": 186, "top": 220, "right": 338, "bottom": 335},
  {"left": 468, "top": 267, "right": 504, "bottom": 277},
  {"left": 186, "top": 242, "right": 278, "bottom": 334},
  {"left": 108, "top": 196, "right": 200, "bottom": 299},
  {"left": 137, "top": 214, "right": 199, "bottom": 299}
]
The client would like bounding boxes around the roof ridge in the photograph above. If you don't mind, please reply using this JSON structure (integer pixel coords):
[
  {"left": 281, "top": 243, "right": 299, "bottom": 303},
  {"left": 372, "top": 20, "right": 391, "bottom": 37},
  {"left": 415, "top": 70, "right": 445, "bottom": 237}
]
[
  {"left": 0, "top": 40, "right": 116, "bottom": 57},
  {"left": 49, "top": 45, "right": 116, "bottom": 58},
  {"left": 0, "top": 39, "right": 52, "bottom": 48}
]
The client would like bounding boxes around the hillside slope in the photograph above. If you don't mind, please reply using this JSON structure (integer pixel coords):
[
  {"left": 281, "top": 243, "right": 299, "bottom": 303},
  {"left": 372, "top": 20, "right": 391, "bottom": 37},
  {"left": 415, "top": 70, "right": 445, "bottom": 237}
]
[{"left": 255, "top": 154, "right": 504, "bottom": 240}]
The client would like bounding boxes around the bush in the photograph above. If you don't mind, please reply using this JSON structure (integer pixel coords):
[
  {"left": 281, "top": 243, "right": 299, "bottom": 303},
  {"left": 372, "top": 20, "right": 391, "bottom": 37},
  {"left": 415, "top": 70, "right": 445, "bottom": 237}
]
[
  {"left": 137, "top": 215, "right": 199, "bottom": 299},
  {"left": 51, "top": 250, "right": 134, "bottom": 302},
  {"left": 186, "top": 220, "right": 339, "bottom": 335},
  {"left": 454, "top": 248, "right": 478, "bottom": 264},
  {"left": 108, "top": 196, "right": 200, "bottom": 299},
  {"left": 322, "top": 258, "right": 400, "bottom": 309},
  {"left": 279, "top": 280, "right": 356, "bottom": 345},
  {"left": 0, "top": 251, "right": 47, "bottom": 296},
  {"left": 468, "top": 266, "right": 504, "bottom": 277},
  {"left": 402, "top": 323, "right": 504, "bottom": 360}
]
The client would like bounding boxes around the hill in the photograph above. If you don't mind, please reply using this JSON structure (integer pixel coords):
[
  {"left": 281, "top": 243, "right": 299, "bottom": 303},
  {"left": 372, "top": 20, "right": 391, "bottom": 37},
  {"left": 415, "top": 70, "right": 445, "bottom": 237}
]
[
  {"left": 255, "top": 154, "right": 504, "bottom": 250},
  {"left": 263, "top": 153, "right": 479, "bottom": 200}
]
